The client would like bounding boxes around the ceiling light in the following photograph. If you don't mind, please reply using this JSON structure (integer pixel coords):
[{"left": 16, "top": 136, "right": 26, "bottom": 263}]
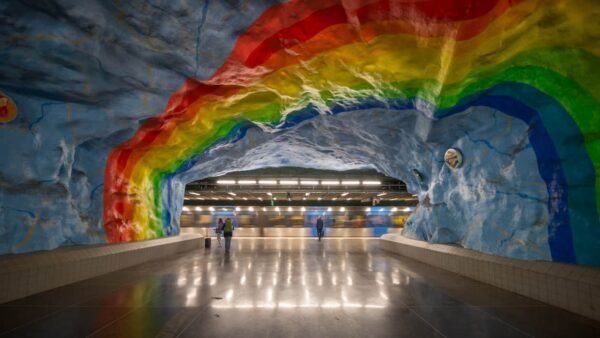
[
  {"left": 340, "top": 207, "right": 346, "bottom": 212},
  {"left": 217, "top": 180, "right": 235, "bottom": 185},
  {"left": 363, "top": 180, "right": 381, "bottom": 185},
  {"left": 377, "top": 192, "right": 387, "bottom": 197},
  {"left": 327, "top": 207, "right": 332, "bottom": 212},
  {"left": 346, "top": 198, "right": 352, "bottom": 201},
  {"left": 305, "top": 192, "right": 310, "bottom": 196},
  {"left": 317, "top": 197, "right": 322, "bottom": 201},
  {"left": 342, "top": 180, "right": 360, "bottom": 185},
  {"left": 302, "top": 197, "right": 307, "bottom": 200},
  {"left": 195, "top": 207, "right": 202, "bottom": 211},
  {"left": 209, "top": 206, "right": 215, "bottom": 211},
  {"left": 262, "top": 207, "right": 267, "bottom": 211},
  {"left": 403, "top": 207, "right": 412, "bottom": 212},
  {"left": 300, "top": 180, "right": 319, "bottom": 185},
  {"left": 227, "top": 197, "right": 233, "bottom": 200},
  {"left": 248, "top": 207, "right": 254, "bottom": 212},
  {"left": 211, "top": 197, "right": 218, "bottom": 200},
  {"left": 301, "top": 207, "right": 306, "bottom": 212},
  {"left": 259, "top": 179, "right": 278, "bottom": 185},
  {"left": 228, "top": 192, "right": 237, "bottom": 196},
  {"left": 238, "top": 180, "right": 256, "bottom": 185},
  {"left": 267, "top": 192, "right": 273, "bottom": 196},
  {"left": 332, "top": 197, "right": 337, "bottom": 201},
  {"left": 242, "top": 197, "right": 248, "bottom": 200},
  {"left": 273, "top": 197, "right": 277, "bottom": 201},
  {"left": 189, "top": 192, "right": 200, "bottom": 196},
  {"left": 275, "top": 207, "right": 280, "bottom": 212},
  {"left": 182, "top": 206, "right": 190, "bottom": 212},
  {"left": 258, "top": 197, "right": 263, "bottom": 201},
  {"left": 322, "top": 180, "right": 340, "bottom": 185},
  {"left": 279, "top": 180, "right": 298, "bottom": 185},
  {"left": 287, "top": 207, "right": 293, "bottom": 212},
  {"left": 365, "top": 207, "right": 371, "bottom": 212},
  {"left": 235, "top": 207, "right": 241, "bottom": 211},
  {"left": 391, "top": 207, "right": 398, "bottom": 212},
  {"left": 341, "top": 192, "right": 349, "bottom": 197},
  {"left": 379, "top": 208, "right": 384, "bottom": 212}
]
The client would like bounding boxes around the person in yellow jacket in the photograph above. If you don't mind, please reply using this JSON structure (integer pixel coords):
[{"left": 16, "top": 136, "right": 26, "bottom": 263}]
[{"left": 223, "top": 218, "right": 234, "bottom": 253}]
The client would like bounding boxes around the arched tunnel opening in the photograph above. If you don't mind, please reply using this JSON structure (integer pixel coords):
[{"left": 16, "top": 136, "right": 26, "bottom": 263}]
[{"left": 180, "top": 167, "right": 418, "bottom": 237}]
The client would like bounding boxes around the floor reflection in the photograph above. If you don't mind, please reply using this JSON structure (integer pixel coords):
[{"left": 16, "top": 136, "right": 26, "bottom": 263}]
[{"left": 1, "top": 238, "right": 599, "bottom": 338}]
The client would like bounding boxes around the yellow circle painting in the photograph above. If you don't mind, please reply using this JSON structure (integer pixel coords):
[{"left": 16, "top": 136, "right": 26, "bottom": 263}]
[{"left": 0, "top": 91, "right": 17, "bottom": 123}]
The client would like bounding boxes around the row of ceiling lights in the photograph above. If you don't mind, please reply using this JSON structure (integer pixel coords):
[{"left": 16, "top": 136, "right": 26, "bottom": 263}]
[
  {"left": 187, "top": 191, "right": 408, "bottom": 200},
  {"left": 215, "top": 179, "right": 382, "bottom": 185},
  {"left": 182, "top": 206, "right": 413, "bottom": 213}
]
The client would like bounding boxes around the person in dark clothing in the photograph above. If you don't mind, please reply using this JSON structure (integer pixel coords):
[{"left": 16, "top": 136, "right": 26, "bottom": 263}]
[
  {"left": 223, "top": 218, "right": 234, "bottom": 253},
  {"left": 316, "top": 216, "right": 324, "bottom": 241}
]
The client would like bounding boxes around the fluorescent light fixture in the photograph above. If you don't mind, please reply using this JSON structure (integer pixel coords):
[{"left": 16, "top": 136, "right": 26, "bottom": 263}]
[
  {"left": 279, "top": 180, "right": 298, "bottom": 185},
  {"left": 235, "top": 207, "right": 241, "bottom": 211},
  {"left": 195, "top": 207, "right": 202, "bottom": 211},
  {"left": 317, "top": 197, "right": 322, "bottom": 201},
  {"left": 363, "top": 180, "right": 381, "bottom": 185},
  {"left": 267, "top": 192, "right": 273, "bottom": 196},
  {"left": 209, "top": 206, "right": 215, "bottom": 211},
  {"left": 302, "top": 197, "right": 307, "bottom": 200},
  {"left": 258, "top": 197, "right": 263, "bottom": 201},
  {"left": 379, "top": 208, "right": 384, "bottom": 212},
  {"left": 228, "top": 192, "right": 237, "bottom": 196},
  {"left": 211, "top": 197, "right": 218, "bottom": 200},
  {"left": 322, "top": 180, "right": 340, "bottom": 185},
  {"left": 262, "top": 207, "right": 267, "bottom": 211},
  {"left": 301, "top": 207, "right": 306, "bottom": 212},
  {"left": 402, "top": 207, "right": 412, "bottom": 212},
  {"left": 332, "top": 197, "right": 338, "bottom": 201},
  {"left": 189, "top": 192, "right": 200, "bottom": 196},
  {"left": 273, "top": 197, "right": 277, "bottom": 201},
  {"left": 327, "top": 207, "right": 332, "bottom": 212},
  {"left": 365, "top": 207, "right": 371, "bottom": 212},
  {"left": 259, "top": 179, "right": 278, "bottom": 185},
  {"left": 238, "top": 180, "right": 256, "bottom": 185},
  {"left": 217, "top": 180, "right": 235, "bottom": 185},
  {"left": 227, "top": 197, "right": 234, "bottom": 200},
  {"left": 341, "top": 192, "right": 349, "bottom": 197},
  {"left": 340, "top": 207, "right": 346, "bottom": 212},
  {"left": 287, "top": 207, "right": 293, "bottom": 212},
  {"left": 248, "top": 207, "right": 254, "bottom": 212},
  {"left": 275, "top": 207, "right": 280, "bottom": 212},
  {"left": 182, "top": 206, "right": 190, "bottom": 212},
  {"left": 305, "top": 192, "right": 310, "bottom": 196},
  {"left": 346, "top": 198, "right": 352, "bottom": 201},
  {"left": 391, "top": 207, "right": 398, "bottom": 212},
  {"left": 377, "top": 192, "right": 387, "bottom": 197},
  {"left": 342, "top": 180, "right": 360, "bottom": 185},
  {"left": 300, "top": 180, "right": 319, "bottom": 185},
  {"left": 242, "top": 197, "right": 248, "bottom": 200}
]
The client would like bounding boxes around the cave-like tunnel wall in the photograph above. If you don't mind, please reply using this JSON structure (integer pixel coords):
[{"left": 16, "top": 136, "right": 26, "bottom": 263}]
[{"left": 0, "top": 0, "right": 599, "bottom": 267}]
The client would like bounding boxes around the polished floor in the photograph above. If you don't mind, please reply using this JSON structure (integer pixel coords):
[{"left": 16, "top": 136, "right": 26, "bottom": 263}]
[{"left": 1, "top": 238, "right": 599, "bottom": 337}]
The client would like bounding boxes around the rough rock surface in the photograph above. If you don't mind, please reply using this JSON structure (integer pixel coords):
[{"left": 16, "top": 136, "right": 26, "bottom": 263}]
[{"left": 0, "top": 0, "right": 598, "bottom": 267}]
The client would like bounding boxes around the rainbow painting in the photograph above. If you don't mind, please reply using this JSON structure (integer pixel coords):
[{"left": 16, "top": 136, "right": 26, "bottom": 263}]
[{"left": 103, "top": 0, "right": 600, "bottom": 265}]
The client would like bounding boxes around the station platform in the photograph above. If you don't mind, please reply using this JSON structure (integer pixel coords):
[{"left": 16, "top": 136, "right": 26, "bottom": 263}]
[{"left": 1, "top": 238, "right": 599, "bottom": 337}]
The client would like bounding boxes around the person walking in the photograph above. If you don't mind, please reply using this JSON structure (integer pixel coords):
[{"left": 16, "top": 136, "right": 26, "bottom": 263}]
[
  {"left": 223, "top": 217, "right": 234, "bottom": 253},
  {"left": 316, "top": 216, "right": 324, "bottom": 241},
  {"left": 215, "top": 218, "right": 224, "bottom": 247}
]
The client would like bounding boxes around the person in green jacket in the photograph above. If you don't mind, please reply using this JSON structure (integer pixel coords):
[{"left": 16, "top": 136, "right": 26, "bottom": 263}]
[{"left": 223, "top": 218, "right": 234, "bottom": 253}]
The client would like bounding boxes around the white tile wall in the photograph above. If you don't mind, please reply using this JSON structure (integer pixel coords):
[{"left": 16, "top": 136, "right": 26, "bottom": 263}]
[
  {"left": 0, "top": 234, "right": 203, "bottom": 304},
  {"left": 380, "top": 234, "right": 600, "bottom": 322}
]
